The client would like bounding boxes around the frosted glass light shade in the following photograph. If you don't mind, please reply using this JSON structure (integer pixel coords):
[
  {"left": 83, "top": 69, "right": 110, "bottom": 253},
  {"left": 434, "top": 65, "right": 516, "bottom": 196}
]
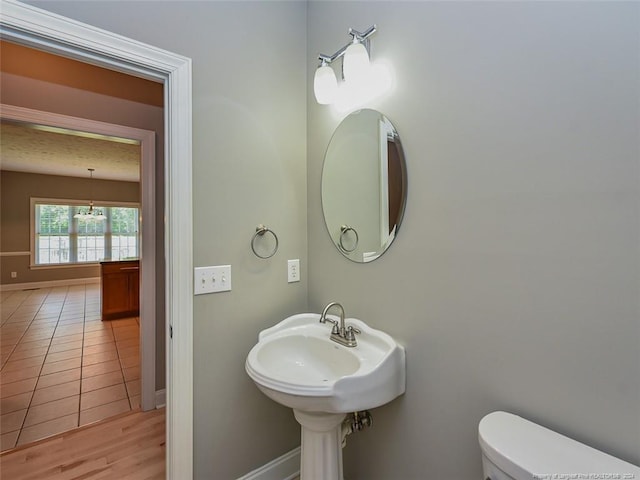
[
  {"left": 343, "top": 42, "right": 370, "bottom": 82},
  {"left": 334, "top": 63, "right": 393, "bottom": 113},
  {"left": 314, "top": 65, "right": 338, "bottom": 104}
]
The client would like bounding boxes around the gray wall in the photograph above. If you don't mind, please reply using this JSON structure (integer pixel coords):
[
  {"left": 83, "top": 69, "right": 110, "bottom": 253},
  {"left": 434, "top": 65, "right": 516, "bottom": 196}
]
[
  {"left": 308, "top": 2, "right": 640, "bottom": 479},
  {"left": 24, "top": 1, "right": 309, "bottom": 478}
]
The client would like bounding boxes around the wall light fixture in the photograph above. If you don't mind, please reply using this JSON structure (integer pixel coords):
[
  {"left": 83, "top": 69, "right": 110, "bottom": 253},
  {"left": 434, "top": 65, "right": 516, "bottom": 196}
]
[{"left": 313, "top": 25, "right": 391, "bottom": 109}]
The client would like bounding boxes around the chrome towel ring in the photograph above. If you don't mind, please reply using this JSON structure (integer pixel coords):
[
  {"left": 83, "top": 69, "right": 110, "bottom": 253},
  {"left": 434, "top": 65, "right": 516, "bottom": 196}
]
[
  {"left": 339, "top": 225, "right": 359, "bottom": 253},
  {"left": 251, "top": 224, "right": 279, "bottom": 259}
]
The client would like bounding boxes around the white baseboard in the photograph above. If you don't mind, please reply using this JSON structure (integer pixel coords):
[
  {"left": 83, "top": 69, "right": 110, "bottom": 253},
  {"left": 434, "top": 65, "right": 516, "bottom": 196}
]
[
  {"left": 0, "top": 277, "right": 100, "bottom": 292},
  {"left": 237, "top": 446, "right": 301, "bottom": 480},
  {"left": 155, "top": 389, "right": 166, "bottom": 408}
]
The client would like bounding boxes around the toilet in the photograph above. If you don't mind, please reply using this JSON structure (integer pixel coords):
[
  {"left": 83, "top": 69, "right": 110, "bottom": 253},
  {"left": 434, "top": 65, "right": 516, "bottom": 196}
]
[{"left": 479, "top": 411, "right": 640, "bottom": 480}]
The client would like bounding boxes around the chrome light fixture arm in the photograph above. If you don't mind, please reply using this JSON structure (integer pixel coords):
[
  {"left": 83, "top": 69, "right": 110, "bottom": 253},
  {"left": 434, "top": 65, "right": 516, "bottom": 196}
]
[
  {"left": 313, "top": 24, "right": 389, "bottom": 106},
  {"left": 348, "top": 25, "right": 377, "bottom": 49},
  {"left": 316, "top": 24, "right": 377, "bottom": 70}
]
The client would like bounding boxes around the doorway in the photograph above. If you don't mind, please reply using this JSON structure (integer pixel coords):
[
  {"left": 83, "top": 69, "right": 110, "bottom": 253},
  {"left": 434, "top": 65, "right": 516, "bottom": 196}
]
[
  {"left": 1, "top": 104, "right": 158, "bottom": 413},
  {"left": 1, "top": 2, "right": 194, "bottom": 477}
]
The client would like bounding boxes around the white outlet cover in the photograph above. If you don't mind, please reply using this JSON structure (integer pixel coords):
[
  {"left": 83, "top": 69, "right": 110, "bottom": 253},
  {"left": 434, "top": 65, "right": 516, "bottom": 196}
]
[{"left": 288, "top": 259, "right": 300, "bottom": 283}]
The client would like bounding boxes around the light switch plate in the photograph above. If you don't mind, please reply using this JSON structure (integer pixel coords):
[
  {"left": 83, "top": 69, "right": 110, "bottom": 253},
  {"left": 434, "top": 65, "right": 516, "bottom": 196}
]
[
  {"left": 194, "top": 265, "right": 232, "bottom": 295},
  {"left": 288, "top": 259, "right": 300, "bottom": 283}
]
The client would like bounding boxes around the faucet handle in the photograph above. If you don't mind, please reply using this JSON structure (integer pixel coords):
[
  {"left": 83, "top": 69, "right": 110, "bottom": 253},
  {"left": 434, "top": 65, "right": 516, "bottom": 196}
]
[
  {"left": 321, "top": 316, "right": 339, "bottom": 332},
  {"left": 345, "top": 325, "right": 361, "bottom": 341}
]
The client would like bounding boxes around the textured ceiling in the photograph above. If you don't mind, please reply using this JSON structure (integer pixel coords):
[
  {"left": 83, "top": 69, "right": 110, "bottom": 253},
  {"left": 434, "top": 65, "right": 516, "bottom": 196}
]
[{"left": 0, "top": 121, "right": 140, "bottom": 182}]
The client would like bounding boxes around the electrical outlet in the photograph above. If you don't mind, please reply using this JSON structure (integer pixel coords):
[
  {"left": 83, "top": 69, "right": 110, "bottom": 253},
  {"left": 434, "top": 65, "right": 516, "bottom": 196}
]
[
  {"left": 288, "top": 259, "right": 300, "bottom": 283},
  {"left": 194, "top": 265, "right": 232, "bottom": 295},
  {"left": 10, "top": 272, "right": 17, "bottom": 279}
]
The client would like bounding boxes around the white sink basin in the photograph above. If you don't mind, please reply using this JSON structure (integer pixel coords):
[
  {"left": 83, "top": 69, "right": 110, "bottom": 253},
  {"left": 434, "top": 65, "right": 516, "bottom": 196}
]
[{"left": 245, "top": 313, "right": 406, "bottom": 413}]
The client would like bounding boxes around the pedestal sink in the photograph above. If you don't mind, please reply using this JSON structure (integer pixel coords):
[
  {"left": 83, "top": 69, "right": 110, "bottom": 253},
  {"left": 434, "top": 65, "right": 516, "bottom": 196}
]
[{"left": 245, "top": 313, "right": 406, "bottom": 480}]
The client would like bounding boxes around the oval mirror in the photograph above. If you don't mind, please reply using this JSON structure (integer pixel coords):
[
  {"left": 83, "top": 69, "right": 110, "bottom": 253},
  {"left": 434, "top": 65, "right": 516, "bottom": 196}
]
[{"left": 322, "top": 109, "right": 407, "bottom": 263}]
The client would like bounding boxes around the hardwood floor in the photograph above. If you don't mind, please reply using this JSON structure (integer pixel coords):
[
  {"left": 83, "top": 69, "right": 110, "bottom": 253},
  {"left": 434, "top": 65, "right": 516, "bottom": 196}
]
[{"left": 0, "top": 407, "right": 165, "bottom": 479}]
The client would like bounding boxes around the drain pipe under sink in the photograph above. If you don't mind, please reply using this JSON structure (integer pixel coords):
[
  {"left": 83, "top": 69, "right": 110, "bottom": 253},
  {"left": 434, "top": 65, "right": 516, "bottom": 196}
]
[{"left": 341, "top": 411, "right": 373, "bottom": 447}]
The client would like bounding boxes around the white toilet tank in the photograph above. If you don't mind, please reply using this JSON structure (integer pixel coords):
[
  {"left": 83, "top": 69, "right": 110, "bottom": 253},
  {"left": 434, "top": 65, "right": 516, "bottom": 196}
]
[{"left": 479, "top": 411, "right": 640, "bottom": 480}]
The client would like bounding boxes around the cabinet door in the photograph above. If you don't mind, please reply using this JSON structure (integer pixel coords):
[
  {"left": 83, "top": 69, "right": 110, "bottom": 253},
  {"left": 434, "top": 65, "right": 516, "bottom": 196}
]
[
  {"left": 129, "top": 269, "right": 140, "bottom": 312},
  {"left": 102, "top": 272, "right": 131, "bottom": 316}
]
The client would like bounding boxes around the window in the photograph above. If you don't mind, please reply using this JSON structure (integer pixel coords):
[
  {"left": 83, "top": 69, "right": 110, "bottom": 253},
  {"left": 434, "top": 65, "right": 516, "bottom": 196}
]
[
  {"left": 33, "top": 201, "right": 139, "bottom": 266},
  {"left": 109, "top": 207, "right": 139, "bottom": 261},
  {"left": 36, "top": 204, "right": 71, "bottom": 264}
]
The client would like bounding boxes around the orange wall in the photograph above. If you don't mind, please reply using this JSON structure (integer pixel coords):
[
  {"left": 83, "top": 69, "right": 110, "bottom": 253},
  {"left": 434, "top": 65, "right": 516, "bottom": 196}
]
[{"left": 0, "top": 40, "right": 163, "bottom": 107}]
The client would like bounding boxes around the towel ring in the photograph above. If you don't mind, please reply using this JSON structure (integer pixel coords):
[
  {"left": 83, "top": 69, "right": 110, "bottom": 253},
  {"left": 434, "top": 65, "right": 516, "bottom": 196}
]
[
  {"left": 251, "top": 224, "right": 279, "bottom": 259},
  {"left": 339, "top": 225, "right": 359, "bottom": 253}
]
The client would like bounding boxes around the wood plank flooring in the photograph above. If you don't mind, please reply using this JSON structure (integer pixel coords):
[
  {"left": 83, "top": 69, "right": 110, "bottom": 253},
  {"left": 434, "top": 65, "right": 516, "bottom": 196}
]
[{"left": 0, "top": 407, "right": 165, "bottom": 479}]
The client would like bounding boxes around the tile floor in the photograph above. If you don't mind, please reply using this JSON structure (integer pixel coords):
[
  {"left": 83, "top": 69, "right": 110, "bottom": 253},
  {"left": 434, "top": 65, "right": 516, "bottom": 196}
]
[{"left": 0, "top": 283, "right": 140, "bottom": 452}]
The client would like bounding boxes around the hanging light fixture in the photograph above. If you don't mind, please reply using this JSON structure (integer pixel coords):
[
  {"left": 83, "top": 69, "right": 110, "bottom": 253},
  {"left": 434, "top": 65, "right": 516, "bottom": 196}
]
[
  {"left": 313, "top": 25, "right": 391, "bottom": 109},
  {"left": 74, "top": 168, "right": 106, "bottom": 221}
]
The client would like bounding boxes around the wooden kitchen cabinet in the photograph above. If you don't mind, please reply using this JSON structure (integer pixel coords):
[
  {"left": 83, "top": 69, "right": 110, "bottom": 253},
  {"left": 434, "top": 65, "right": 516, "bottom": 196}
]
[{"left": 101, "top": 260, "right": 140, "bottom": 321}]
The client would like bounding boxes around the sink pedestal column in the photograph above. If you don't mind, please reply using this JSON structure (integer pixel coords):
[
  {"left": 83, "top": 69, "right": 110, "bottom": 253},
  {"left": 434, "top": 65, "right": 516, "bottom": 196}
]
[{"left": 293, "top": 410, "right": 347, "bottom": 480}]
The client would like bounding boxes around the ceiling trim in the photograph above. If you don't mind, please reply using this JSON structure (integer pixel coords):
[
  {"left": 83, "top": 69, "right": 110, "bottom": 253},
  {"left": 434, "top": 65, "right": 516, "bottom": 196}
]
[{"left": 1, "top": 103, "right": 153, "bottom": 146}]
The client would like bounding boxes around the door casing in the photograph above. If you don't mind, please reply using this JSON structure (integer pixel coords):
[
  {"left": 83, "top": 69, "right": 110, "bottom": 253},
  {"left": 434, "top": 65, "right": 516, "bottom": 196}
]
[{"left": 0, "top": 1, "right": 195, "bottom": 477}]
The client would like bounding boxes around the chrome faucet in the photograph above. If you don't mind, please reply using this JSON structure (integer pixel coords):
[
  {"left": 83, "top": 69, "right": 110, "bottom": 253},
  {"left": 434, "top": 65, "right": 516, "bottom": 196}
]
[
  {"left": 320, "top": 301, "right": 344, "bottom": 334},
  {"left": 319, "top": 302, "right": 360, "bottom": 347}
]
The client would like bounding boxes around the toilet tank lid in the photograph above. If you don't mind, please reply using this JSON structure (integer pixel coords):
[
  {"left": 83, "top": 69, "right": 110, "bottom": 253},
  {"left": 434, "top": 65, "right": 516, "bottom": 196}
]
[{"left": 478, "top": 411, "right": 640, "bottom": 480}]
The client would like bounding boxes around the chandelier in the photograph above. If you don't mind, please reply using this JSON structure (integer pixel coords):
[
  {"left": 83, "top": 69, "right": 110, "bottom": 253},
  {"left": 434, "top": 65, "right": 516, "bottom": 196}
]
[{"left": 74, "top": 168, "right": 106, "bottom": 221}]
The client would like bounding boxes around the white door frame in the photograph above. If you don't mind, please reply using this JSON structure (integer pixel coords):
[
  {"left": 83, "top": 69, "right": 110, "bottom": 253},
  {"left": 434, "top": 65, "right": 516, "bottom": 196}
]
[
  {"left": 0, "top": 1, "right": 194, "bottom": 477},
  {"left": 1, "top": 104, "right": 158, "bottom": 412}
]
